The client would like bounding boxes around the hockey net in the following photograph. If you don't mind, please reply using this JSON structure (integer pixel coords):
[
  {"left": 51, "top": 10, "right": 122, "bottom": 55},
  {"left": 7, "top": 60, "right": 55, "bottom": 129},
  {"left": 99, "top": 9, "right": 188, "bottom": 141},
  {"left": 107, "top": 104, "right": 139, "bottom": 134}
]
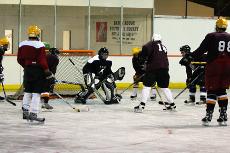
[{"left": 7, "top": 50, "right": 95, "bottom": 100}]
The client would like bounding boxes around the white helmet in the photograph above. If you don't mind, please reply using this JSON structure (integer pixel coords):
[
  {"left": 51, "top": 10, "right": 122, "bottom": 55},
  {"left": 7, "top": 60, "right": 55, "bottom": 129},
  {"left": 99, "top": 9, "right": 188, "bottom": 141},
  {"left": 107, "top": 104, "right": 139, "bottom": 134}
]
[{"left": 152, "top": 34, "right": 162, "bottom": 42}]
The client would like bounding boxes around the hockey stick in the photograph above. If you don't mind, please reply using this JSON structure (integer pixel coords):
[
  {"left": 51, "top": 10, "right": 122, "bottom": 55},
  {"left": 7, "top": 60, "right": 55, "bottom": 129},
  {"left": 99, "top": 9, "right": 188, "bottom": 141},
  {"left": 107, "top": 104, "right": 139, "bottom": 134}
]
[
  {"left": 119, "top": 74, "right": 145, "bottom": 95},
  {"left": 155, "top": 87, "right": 169, "bottom": 109},
  {"left": 155, "top": 87, "right": 170, "bottom": 105},
  {"left": 69, "top": 58, "right": 83, "bottom": 75},
  {"left": 1, "top": 82, "right": 16, "bottom": 106},
  {"left": 7, "top": 84, "right": 24, "bottom": 100},
  {"left": 91, "top": 86, "right": 107, "bottom": 102},
  {"left": 174, "top": 71, "right": 204, "bottom": 99},
  {"left": 52, "top": 90, "right": 88, "bottom": 112}
]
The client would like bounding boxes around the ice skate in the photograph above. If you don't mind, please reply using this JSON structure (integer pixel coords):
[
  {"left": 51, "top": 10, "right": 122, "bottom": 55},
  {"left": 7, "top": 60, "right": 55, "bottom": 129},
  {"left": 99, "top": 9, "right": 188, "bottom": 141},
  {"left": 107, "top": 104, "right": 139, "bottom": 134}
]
[
  {"left": 195, "top": 100, "right": 206, "bottom": 105},
  {"left": 202, "top": 110, "right": 213, "bottom": 126},
  {"left": 217, "top": 108, "right": 227, "bottom": 126},
  {"left": 163, "top": 102, "right": 176, "bottom": 111},
  {"left": 42, "top": 103, "right": 53, "bottom": 110},
  {"left": 158, "top": 101, "right": 170, "bottom": 105},
  {"left": 0, "top": 96, "right": 4, "bottom": 101},
  {"left": 196, "top": 96, "right": 206, "bottom": 105},
  {"left": 134, "top": 102, "right": 145, "bottom": 113},
  {"left": 28, "top": 112, "right": 45, "bottom": 123},
  {"left": 104, "top": 98, "right": 120, "bottom": 105},
  {"left": 115, "top": 94, "right": 122, "bottom": 99},
  {"left": 74, "top": 96, "right": 86, "bottom": 104},
  {"left": 130, "top": 94, "right": 137, "bottom": 100},
  {"left": 184, "top": 99, "right": 195, "bottom": 104},
  {"left": 22, "top": 108, "right": 29, "bottom": 120},
  {"left": 184, "top": 95, "right": 195, "bottom": 104},
  {"left": 150, "top": 94, "right": 156, "bottom": 101},
  {"left": 74, "top": 91, "right": 88, "bottom": 104}
]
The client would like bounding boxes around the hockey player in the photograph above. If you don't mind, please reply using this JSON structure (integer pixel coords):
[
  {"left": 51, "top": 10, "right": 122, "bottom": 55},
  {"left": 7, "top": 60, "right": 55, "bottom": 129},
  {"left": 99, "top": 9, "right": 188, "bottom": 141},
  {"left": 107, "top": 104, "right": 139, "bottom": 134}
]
[
  {"left": 181, "top": 18, "right": 230, "bottom": 126},
  {"left": 75, "top": 47, "right": 122, "bottom": 105},
  {"left": 41, "top": 47, "right": 60, "bottom": 110},
  {"left": 130, "top": 47, "right": 157, "bottom": 101},
  {"left": 17, "top": 25, "right": 55, "bottom": 123},
  {"left": 179, "top": 45, "right": 206, "bottom": 105},
  {"left": 134, "top": 34, "right": 176, "bottom": 112},
  {"left": 0, "top": 37, "right": 9, "bottom": 101}
]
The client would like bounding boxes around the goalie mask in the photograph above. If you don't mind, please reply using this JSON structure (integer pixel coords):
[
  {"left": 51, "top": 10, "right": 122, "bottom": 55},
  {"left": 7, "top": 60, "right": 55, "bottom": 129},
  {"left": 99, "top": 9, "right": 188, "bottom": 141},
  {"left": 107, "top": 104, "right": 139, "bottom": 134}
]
[{"left": 98, "top": 47, "right": 109, "bottom": 60}]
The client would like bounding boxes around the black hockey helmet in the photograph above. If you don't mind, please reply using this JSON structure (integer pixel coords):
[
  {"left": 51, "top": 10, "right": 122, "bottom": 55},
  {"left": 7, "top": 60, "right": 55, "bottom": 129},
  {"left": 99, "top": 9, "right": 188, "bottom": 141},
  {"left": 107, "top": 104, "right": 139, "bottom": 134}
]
[
  {"left": 180, "top": 45, "right": 191, "bottom": 53},
  {"left": 49, "top": 48, "right": 60, "bottom": 55},
  {"left": 98, "top": 47, "right": 109, "bottom": 60}
]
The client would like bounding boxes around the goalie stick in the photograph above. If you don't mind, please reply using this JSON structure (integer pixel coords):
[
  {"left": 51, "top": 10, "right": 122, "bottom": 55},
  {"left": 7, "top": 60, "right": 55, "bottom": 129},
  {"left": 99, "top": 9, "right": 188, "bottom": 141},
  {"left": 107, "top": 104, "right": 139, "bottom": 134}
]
[
  {"left": 52, "top": 90, "right": 89, "bottom": 112},
  {"left": 1, "top": 82, "right": 16, "bottom": 106}
]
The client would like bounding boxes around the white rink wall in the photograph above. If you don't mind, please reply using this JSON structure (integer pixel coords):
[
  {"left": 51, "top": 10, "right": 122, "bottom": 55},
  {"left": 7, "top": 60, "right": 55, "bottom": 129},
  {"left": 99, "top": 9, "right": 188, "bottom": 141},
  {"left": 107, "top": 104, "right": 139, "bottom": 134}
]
[{"left": 3, "top": 55, "right": 185, "bottom": 85}]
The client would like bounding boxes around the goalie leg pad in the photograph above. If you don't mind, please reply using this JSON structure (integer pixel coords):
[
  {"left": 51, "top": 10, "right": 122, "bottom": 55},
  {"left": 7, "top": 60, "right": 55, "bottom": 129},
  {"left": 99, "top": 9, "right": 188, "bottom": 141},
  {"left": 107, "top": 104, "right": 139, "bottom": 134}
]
[
  {"left": 102, "top": 81, "right": 121, "bottom": 104},
  {"left": 84, "top": 73, "right": 94, "bottom": 87},
  {"left": 74, "top": 88, "right": 95, "bottom": 104}
]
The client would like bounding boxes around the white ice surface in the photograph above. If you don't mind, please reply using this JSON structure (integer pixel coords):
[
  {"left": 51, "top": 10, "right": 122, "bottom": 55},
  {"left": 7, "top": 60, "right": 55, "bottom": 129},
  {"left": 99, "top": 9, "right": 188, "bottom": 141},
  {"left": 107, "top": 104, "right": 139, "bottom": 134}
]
[{"left": 0, "top": 89, "right": 230, "bottom": 153}]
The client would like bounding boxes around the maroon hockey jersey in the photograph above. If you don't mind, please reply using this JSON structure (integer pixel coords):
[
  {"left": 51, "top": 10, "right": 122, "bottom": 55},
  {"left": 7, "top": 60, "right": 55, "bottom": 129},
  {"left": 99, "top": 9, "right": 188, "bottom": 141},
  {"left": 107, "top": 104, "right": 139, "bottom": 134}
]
[
  {"left": 192, "top": 31, "right": 230, "bottom": 62},
  {"left": 191, "top": 31, "right": 230, "bottom": 90},
  {"left": 17, "top": 40, "right": 48, "bottom": 70},
  {"left": 140, "top": 40, "right": 169, "bottom": 72}
]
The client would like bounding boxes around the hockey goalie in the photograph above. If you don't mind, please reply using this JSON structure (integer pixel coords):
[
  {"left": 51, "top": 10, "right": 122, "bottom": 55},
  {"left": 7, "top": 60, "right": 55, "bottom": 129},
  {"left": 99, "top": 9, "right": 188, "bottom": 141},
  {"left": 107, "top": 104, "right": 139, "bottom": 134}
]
[{"left": 74, "top": 47, "right": 125, "bottom": 105}]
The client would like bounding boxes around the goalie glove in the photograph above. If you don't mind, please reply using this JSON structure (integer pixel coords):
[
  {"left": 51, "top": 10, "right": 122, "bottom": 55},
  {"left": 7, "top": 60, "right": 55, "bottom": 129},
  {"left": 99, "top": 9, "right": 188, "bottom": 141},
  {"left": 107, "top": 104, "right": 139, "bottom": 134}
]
[
  {"left": 113, "top": 67, "right": 125, "bottom": 81},
  {"left": 45, "top": 71, "right": 55, "bottom": 85}
]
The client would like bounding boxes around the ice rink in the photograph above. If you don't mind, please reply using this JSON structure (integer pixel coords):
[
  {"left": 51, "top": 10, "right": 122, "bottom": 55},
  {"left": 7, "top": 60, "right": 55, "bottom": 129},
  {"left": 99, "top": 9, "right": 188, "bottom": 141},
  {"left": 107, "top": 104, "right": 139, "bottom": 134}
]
[{"left": 0, "top": 89, "right": 230, "bottom": 153}]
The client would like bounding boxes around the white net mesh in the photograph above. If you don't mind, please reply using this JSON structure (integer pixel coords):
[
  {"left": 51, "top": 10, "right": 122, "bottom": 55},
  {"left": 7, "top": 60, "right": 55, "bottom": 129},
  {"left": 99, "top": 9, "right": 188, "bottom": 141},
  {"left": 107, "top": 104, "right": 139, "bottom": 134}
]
[{"left": 54, "top": 50, "right": 95, "bottom": 96}]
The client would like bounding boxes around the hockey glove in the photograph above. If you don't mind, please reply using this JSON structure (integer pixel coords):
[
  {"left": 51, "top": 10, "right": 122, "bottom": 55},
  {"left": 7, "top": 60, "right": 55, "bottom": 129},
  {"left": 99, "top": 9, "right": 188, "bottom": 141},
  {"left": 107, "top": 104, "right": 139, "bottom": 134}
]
[
  {"left": 140, "top": 64, "right": 147, "bottom": 71},
  {"left": 179, "top": 53, "right": 193, "bottom": 66},
  {"left": 45, "top": 71, "right": 55, "bottom": 85},
  {"left": 186, "top": 77, "right": 191, "bottom": 85}
]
